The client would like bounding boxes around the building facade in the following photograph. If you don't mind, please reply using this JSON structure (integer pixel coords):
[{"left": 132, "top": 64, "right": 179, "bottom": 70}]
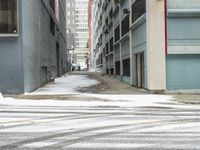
[
  {"left": 74, "top": 0, "right": 89, "bottom": 70},
  {"left": 66, "top": 0, "right": 76, "bottom": 65},
  {"left": 0, "top": 0, "right": 67, "bottom": 94},
  {"left": 91, "top": 0, "right": 200, "bottom": 91}
]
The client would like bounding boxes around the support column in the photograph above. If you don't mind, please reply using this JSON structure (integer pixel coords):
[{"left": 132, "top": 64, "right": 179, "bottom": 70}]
[
  {"left": 146, "top": 0, "right": 166, "bottom": 90},
  {"left": 129, "top": 0, "right": 133, "bottom": 85},
  {"left": 119, "top": 4, "right": 123, "bottom": 78}
]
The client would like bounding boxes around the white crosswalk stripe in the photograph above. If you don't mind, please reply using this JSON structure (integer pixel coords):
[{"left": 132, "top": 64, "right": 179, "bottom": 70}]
[{"left": 0, "top": 95, "right": 200, "bottom": 149}]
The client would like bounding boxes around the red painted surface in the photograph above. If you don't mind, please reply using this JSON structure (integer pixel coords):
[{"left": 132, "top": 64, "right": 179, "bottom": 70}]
[{"left": 164, "top": 0, "right": 168, "bottom": 54}]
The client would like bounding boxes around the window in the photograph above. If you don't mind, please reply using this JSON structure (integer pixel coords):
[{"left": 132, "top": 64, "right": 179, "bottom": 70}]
[
  {"left": 67, "top": 3, "right": 70, "bottom": 7},
  {"left": 0, "top": 0, "right": 18, "bottom": 34},
  {"left": 123, "top": 59, "right": 130, "bottom": 77},
  {"left": 132, "top": 0, "right": 146, "bottom": 23},
  {"left": 110, "top": 38, "right": 113, "bottom": 52},
  {"left": 121, "top": 15, "right": 129, "bottom": 36},
  {"left": 114, "top": 25, "right": 120, "bottom": 42},
  {"left": 115, "top": 61, "right": 120, "bottom": 76},
  {"left": 106, "top": 69, "right": 109, "bottom": 74},
  {"left": 110, "top": 68, "right": 114, "bottom": 75},
  {"left": 106, "top": 42, "right": 109, "bottom": 54},
  {"left": 67, "top": 11, "right": 70, "bottom": 16}
]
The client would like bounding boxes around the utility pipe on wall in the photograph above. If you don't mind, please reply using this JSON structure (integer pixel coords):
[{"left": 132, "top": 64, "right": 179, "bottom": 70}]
[{"left": 164, "top": 0, "right": 168, "bottom": 54}]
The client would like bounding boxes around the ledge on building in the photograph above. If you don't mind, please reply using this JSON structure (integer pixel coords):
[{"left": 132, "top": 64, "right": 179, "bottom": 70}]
[
  {"left": 120, "top": 33, "right": 129, "bottom": 43},
  {"left": 113, "top": 40, "right": 120, "bottom": 47},
  {"left": 96, "top": 64, "right": 103, "bottom": 68},
  {"left": 105, "top": 51, "right": 114, "bottom": 57},
  {"left": 168, "top": 9, "right": 200, "bottom": 17},
  {"left": 130, "top": 14, "right": 146, "bottom": 31},
  {"left": 0, "top": 34, "right": 19, "bottom": 38}
]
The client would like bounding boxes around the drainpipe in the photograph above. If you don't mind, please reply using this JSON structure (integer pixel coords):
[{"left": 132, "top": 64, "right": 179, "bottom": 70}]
[{"left": 164, "top": 0, "right": 168, "bottom": 54}]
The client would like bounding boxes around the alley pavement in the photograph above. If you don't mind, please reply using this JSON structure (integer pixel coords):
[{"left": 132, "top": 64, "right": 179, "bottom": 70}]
[{"left": 1, "top": 73, "right": 200, "bottom": 150}]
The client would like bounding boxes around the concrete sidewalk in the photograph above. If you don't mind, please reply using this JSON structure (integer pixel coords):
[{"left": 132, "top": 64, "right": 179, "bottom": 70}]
[
  {"left": 71, "top": 72, "right": 200, "bottom": 105},
  {"left": 69, "top": 72, "right": 146, "bottom": 95},
  {"left": 171, "top": 94, "right": 200, "bottom": 105}
]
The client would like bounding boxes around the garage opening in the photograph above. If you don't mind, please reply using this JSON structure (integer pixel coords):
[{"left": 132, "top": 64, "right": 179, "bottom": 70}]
[
  {"left": 110, "top": 68, "right": 114, "bottom": 75},
  {"left": 123, "top": 58, "right": 130, "bottom": 77},
  {"left": 136, "top": 53, "right": 144, "bottom": 88},
  {"left": 106, "top": 69, "right": 109, "bottom": 75},
  {"left": 115, "top": 61, "right": 121, "bottom": 76}
]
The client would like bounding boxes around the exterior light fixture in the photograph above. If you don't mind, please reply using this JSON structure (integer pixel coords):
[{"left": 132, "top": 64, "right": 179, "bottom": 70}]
[{"left": 123, "top": 8, "right": 130, "bottom": 15}]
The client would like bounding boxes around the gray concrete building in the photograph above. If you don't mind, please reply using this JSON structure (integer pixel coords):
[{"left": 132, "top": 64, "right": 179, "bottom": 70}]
[
  {"left": 91, "top": 0, "right": 200, "bottom": 92},
  {"left": 66, "top": 0, "right": 76, "bottom": 67},
  {"left": 0, "top": 0, "right": 67, "bottom": 94},
  {"left": 66, "top": 0, "right": 76, "bottom": 51}
]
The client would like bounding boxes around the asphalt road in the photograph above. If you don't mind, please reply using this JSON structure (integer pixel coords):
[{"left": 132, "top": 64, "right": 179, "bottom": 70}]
[
  {"left": 1, "top": 94, "right": 200, "bottom": 150},
  {"left": 1, "top": 74, "right": 200, "bottom": 150}
]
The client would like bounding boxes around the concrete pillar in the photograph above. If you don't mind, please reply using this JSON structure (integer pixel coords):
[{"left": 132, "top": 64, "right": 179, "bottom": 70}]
[
  {"left": 146, "top": 0, "right": 166, "bottom": 90},
  {"left": 129, "top": 0, "right": 133, "bottom": 85},
  {"left": 113, "top": 2, "right": 116, "bottom": 76},
  {"left": 119, "top": 4, "right": 123, "bottom": 77}
]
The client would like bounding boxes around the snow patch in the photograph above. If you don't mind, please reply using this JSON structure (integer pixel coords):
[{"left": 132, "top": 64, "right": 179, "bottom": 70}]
[
  {"left": 0, "top": 93, "right": 3, "bottom": 99},
  {"left": 30, "top": 75, "right": 100, "bottom": 95},
  {"left": 22, "top": 142, "right": 58, "bottom": 148},
  {"left": 67, "top": 143, "right": 153, "bottom": 149},
  {"left": 0, "top": 94, "right": 198, "bottom": 109}
]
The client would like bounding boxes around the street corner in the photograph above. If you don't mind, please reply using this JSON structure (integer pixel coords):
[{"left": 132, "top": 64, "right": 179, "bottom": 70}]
[{"left": 171, "top": 94, "right": 200, "bottom": 105}]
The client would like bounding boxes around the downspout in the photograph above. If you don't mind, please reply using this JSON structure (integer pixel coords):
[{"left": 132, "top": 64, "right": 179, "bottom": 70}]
[{"left": 164, "top": 0, "right": 168, "bottom": 54}]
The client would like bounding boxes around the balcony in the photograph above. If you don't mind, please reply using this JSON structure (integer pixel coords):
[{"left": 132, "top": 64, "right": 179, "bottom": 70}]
[
  {"left": 121, "top": 15, "right": 130, "bottom": 37},
  {"left": 132, "top": 0, "right": 146, "bottom": 23}
]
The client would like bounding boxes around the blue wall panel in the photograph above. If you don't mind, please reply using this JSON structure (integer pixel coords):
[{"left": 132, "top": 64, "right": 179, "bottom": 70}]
[
  {"left": 0, "top": 38, "right": 24, "bottom": 93},
  {"left": 167, "top": 54, "right": 200, "bottom": 90},
  {"left": 0, "top": 0, "right": 24, "bottom": 94}
]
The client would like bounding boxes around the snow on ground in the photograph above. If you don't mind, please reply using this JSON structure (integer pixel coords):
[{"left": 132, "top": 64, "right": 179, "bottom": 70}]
[
  {"left": 0, "top": 93, "right": 3, "bottom": 99},
  {"left": 0, "top": 94, "right": 199, "bottom": 109},
  {"left": 0, "top": 75, "right": 199, "bottom": 109},
  {"left": 31, "top": 75, "right": 100, "bottom": 95}
]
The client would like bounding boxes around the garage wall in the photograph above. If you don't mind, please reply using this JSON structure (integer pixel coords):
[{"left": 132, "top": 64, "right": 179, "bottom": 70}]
[
  {"left": 167, "top": 54, "right": 200, "bottom": 90},
  {"left": 0, "top": 0, "right": 24, "bottom": 94}
]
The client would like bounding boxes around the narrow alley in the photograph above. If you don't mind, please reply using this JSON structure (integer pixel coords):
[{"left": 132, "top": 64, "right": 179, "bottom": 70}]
[{"left": 0, "top": 73, "right": 200, "bottom": 149}]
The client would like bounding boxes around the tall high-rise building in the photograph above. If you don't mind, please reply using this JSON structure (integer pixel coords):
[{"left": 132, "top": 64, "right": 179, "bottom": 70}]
[
  {"left": 66, "top": 0, "right": 76, "bottom": 66},
  {"left": 75, "top": 0, "right": 89, "bottom": 49},
  {"left": 75, "top": 0, "right": 89, "bottom": 70},
  {"left": 66, "top": 0, "right": 76, "bottom": 50},
  {"left": 66, "top": 0, "right": 89, "bottom": 70}
]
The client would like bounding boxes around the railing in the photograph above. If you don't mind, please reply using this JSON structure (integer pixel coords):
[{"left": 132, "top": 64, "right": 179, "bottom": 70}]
[{"left": 132, "top": 0, "right": 146, "bottom": 23}]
